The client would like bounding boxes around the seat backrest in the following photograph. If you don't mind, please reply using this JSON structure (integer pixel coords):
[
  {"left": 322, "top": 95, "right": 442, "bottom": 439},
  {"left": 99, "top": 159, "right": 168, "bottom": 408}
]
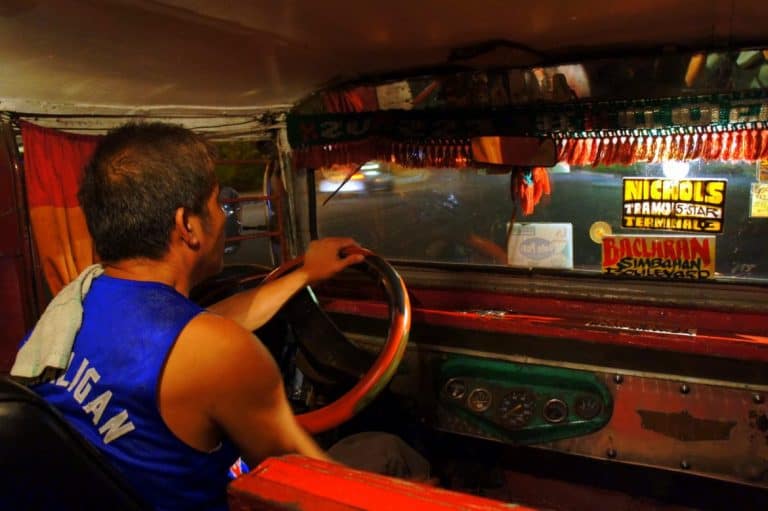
[{"left": 0, "top": 375, "right": 150, "bottom": 511}]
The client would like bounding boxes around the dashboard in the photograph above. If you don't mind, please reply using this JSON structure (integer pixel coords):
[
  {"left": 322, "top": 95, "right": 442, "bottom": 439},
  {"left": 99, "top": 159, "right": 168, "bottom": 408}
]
[{"left": 436, "top": 358, "right": 612, "bottom": 445}]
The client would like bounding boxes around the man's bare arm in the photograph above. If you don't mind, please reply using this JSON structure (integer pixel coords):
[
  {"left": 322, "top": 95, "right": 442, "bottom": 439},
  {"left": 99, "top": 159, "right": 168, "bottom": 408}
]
[
  {"left": 207, "top": 271, "right": 310, "bottom": 331},
  {"left": 168, "top": 313, "right": 331, "bottom": 466},
  {"left": 207, "top": 237, "right": 364, "bottom": 331}
]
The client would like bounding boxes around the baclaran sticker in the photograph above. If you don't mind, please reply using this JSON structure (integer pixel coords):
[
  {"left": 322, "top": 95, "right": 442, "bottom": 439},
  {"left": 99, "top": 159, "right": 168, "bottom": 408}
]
[{"left": 602, "top": 235, "right": 716, "bottom": 280}]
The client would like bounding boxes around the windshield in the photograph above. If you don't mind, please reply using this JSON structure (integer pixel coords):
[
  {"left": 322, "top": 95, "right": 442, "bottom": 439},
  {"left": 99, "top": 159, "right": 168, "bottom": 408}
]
[{"left": 315, "top": 159, "right": 767, "bottom": 283}]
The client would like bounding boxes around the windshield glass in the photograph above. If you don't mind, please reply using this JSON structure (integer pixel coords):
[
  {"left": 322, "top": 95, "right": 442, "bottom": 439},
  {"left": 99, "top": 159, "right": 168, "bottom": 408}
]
[{"left": 315, "top": 159, "right": 767, "bottom": 283}]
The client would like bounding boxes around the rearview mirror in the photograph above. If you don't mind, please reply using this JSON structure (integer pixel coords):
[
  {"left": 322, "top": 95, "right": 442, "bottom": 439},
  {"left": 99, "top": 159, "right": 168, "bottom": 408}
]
[{"left": 471, "top": 136, "right": 557, "bottom": 167}]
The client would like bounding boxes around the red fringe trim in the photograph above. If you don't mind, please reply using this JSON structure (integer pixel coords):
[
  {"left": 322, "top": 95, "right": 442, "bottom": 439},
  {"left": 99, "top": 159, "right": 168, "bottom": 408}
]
[
  {"left": 557, "top": 128, "right": 768, "bottom": 166},
  {"left": 294, "top": 128, "right": 766, "bottom": 218},
  {"left": 293, "top": 138, "right": 471, "bottom": 169},
  {"left": 295, "top": 128, "right": 768, "bottom": 170}
]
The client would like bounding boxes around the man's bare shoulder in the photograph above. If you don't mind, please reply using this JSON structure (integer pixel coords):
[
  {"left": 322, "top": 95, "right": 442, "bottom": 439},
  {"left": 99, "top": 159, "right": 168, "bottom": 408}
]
[
  {"left": 182, "top": 311, "right": 254, "bottom": 352},
  {"left": 164, "top": 312, "right": 281, "bottom": 404},
  {"left": 163, "top": 310, "right": 326, "bottom": 464},
  {"left": 157, "top": 310, "right": 281, "bottom": 451}
]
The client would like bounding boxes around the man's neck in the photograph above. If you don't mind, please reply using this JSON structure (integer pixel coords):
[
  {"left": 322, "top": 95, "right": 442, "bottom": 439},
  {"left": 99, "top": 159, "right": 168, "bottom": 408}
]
[{"left": 102, "top": 258, "right": 193, "bottom": 297}]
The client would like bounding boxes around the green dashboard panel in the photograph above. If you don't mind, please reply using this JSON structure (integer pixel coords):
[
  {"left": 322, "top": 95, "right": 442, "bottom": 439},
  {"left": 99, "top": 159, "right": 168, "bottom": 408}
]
[{"left": 437, "top": 357, "right": 613, "bottom": 445}]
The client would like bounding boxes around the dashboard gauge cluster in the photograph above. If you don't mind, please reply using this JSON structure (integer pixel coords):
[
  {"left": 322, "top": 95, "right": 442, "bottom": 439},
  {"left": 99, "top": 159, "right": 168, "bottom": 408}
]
[
  {"left": 440, "top": 376, "right": 607, "bottom": 437},
  {"left": 443, "top": 377, "right": 591, "bottom": 428}
]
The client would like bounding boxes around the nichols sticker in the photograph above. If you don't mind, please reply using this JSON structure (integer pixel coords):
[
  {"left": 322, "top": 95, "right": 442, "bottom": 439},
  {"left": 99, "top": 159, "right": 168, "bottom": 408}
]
[
  {"left": 622, "top": 178, "right": 727, "bottom": 233},
  {"left": 602, "top": 235, "right": 716, "bottom": 280}
]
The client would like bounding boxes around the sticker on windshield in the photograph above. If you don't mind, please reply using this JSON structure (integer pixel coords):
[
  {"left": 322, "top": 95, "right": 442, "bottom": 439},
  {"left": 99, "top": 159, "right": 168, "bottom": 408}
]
[
  {"left": 750, "top": 183, "right": 768, "bottom": 218},
  {"left": 758, "top": 160, "right": 768, "bottom": 183},
  {"left": 602, "top": 235, "right": 715, "bottom": 280},
  {"left": 621, "top": 178, "right": 726, "bottom": 233},
  {"left": 507, "top": 223, "right": 573, "bottom": 269}
]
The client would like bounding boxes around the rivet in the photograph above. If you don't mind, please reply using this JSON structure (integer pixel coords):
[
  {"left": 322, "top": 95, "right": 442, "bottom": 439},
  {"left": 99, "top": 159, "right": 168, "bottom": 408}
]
[
  {"left": 613, "top": 374, "right": 623, "bottom": 385},
  {"left": 753, "top": 394, "right": 764, "bottom": 404},
  {"left": 606, "top": 448, "right": 617, "bottom": 458},
  {"left": 680, "top": 460, "right": 691, "bottom": 470},
  {"left": 680, "top": 384, "right": 690, "bottom": 394}
]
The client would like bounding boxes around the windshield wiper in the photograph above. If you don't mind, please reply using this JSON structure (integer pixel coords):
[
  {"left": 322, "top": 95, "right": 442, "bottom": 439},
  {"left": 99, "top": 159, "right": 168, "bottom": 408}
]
[{"left": 322, "top": 164, "right": 363, "bottom": 206}]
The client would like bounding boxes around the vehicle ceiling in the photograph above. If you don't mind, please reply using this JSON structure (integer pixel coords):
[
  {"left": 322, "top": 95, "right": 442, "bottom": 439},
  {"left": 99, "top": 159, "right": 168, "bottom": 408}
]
[{"left": 1, "top": 1, "right": 766, "bottom": 121}]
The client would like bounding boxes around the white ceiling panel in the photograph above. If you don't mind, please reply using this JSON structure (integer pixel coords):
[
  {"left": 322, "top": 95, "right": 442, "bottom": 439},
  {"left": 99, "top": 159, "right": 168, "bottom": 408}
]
[{"left": 0, "top": 0, "right": 765, "bottom": 115}]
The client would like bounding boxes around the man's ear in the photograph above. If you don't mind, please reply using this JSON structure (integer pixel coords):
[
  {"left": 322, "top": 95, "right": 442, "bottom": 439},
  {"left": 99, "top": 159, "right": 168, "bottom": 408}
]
[{"left": 174, "top": 207, "right": 200, "bottom": 249}]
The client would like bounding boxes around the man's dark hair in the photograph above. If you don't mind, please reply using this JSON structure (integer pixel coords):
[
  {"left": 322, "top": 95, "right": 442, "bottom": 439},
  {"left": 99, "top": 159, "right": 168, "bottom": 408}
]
[{"left": 79, "top": 122, "right": 217, "bottom": 262}]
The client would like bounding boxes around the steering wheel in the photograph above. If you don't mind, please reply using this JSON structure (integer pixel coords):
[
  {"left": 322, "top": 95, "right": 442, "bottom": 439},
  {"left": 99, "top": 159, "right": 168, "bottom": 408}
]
[{"left": 260, "top": 246, "right": 410, "bottom": 433}]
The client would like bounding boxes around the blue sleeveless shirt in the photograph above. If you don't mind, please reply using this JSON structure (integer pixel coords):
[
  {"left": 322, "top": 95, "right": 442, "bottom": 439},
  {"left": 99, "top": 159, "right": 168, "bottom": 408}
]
[{"left": 34, "top": 275, "right": 239, "bottom": 511}]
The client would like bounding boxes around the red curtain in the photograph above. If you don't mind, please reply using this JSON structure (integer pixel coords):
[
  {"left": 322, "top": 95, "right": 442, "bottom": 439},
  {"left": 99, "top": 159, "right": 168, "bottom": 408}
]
[{"left": 20, "top": 121, "right": 100, "bottom": 295}]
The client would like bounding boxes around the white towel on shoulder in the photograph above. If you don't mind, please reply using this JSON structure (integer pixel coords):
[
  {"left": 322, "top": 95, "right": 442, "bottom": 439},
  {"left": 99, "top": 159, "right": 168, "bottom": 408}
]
[{"left": 10, "top": 264, "right": 104, "bottom": 385}]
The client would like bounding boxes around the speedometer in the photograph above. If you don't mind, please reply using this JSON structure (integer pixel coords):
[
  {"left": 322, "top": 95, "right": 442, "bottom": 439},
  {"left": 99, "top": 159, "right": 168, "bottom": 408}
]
[{"left": 498, "top": 390, "right": 535, "bottom": 429}]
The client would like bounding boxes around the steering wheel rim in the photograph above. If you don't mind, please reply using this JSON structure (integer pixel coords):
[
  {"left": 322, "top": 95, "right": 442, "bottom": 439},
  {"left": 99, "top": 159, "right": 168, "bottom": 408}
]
[{"left": 262, "top": 246, "right": 410, "bottom": 433}]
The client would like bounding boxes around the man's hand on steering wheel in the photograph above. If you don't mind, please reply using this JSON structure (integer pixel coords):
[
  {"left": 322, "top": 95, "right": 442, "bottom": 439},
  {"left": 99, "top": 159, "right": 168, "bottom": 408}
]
[{"left": 298, "top": 238, "right": 366, "bottom": 284}]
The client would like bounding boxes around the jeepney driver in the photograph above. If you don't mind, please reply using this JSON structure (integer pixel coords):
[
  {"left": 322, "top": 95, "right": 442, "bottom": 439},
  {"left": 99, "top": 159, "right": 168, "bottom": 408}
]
[{"left": 13, "top": 122, "right": 368, "bottom": 510}]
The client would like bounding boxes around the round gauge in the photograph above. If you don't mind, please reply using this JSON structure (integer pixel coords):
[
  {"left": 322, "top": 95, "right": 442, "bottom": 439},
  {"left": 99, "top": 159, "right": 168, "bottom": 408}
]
[
  {"left": 467, "top": 388, "right": 493, "bottom": 413},
  {"left": 498, "top": 390, "right": 535, "bottom": 428},
  {"left": 444, "top": 378, "right": 467, "bottom": 400},
  {"left": 574, "top": 395, "right": 602, "bottom": 420},
  {"left": 543, "top": 398, "right": 569, "bottom": 424}
]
